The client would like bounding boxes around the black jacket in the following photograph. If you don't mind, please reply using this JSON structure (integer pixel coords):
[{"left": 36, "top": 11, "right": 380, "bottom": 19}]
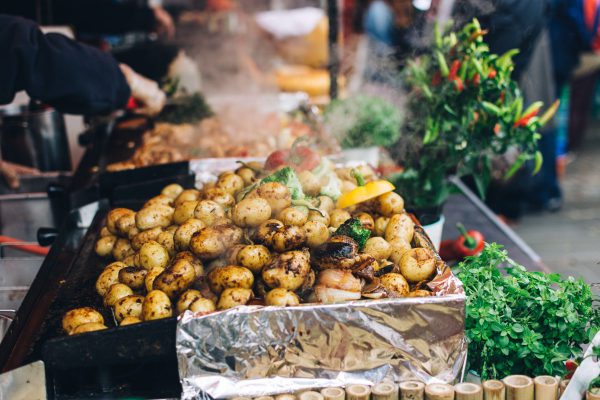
[{"left": 0, "top": 15, "right": 130, "bottom": 115}]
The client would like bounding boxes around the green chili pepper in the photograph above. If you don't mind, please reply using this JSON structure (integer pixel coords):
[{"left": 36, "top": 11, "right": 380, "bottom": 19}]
[
  {"left": 436, "top": 51, "right": 449, "bottom": 77},
  {"left": 532, "top": 151, "right": 543, "bottom": 175},
  {"left": 481, "top": 101, "right": 501, "bottom": 116}
]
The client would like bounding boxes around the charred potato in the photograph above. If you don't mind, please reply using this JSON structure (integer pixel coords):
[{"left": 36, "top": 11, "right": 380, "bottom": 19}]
[
  {"left": 217, "top": 288, "right": 253, "bottom": 310},
  {"left": 255, "top": 219, "right": 284, "bottom": 245},
  {"left": 173, "top": 201, "right": 199, "bottom": 225},
  {"left": 135, "top": 205, "right": 174, "bottom": 231},
  {"left": 71, "top": 322, "right": 107, "bottom": 335},
  {"left": 207, "top": 265, "right": 254, "bottom": 294},
  {"left": 114, "top": 295, "right": 144, "bottom": 322},
  {"left": 376, "top": 192, "right": 405, "bottom": 217},
  {"left": 161, "top": 183, "right": 184, "bottom": 199},
  {"left": 104, "top": 283, "right": 134, "bottom": 307},
  {"left": 194, "top": 200, "right": 225, "bottom": 226},
  {"left": 96, "top": 262, "right": 127, "bottom": 297},
  {"left": 246, "top": 182, "right": 291, "bottom": 215},
  {"left": 174, "top": 189, "right": 201, "bottom": 207},
  {"left": 399, "top": 247, "right": 436, "bottom": 283},
  {"left": 145, "top": 266, "right": 165, "bottom": 293},
  {"left": 303, "top": 221, "right": 330, "bottom": 248},
  {"left": 271, "top": 225, "right": 307, "bottom": 252},
  {"left": 112, "top": 238, "right": 134, "bottom": 261},
  {"left": 95, "top": 235, "right": 117, "bottom": 258},
  {"left": 265, "top": 288, "right": 300, "bottom": 306},
  {"left": 100, "top": 227, "right": 111, "bottom": 237},
  {"left": 232, "top": 198, "right": 271, "bottom": 227},
  {"left": 62, "top": 307, "right": 104, "bottom": 334},
  {"left": 173, "top": 251, "right": 204, "bottom": 278},
  {"left": 139, "top": 241, "right": 170, "bottom": 270},
  {"left": 385, "top": 213, "right": 414, "bottom": 243},
  {"left": 153, "top": 259, "right": 197, "bottom": 298},
  {"left": 118, "top": 266, "right": 148, "bottom": 290},
  {"left": 174, "top": 218, "right": 206, "bottom": 250},
  {"left": 363, "top": 237, "right": 392, "bottom": 261},
  {"left": 142, "top": 290, "right": 173, "bottom": 320},
  {"left": 262, "top": 250, "right": 311, "bottom": 290},
  {"left": 279, "top": 206, "right": 309, "bottom": 226},
  {"left": 176, "top": 289, "right": 204, "bottom": 314}
]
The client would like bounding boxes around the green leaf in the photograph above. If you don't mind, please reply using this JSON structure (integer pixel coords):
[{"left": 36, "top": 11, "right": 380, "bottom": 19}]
[
  {"left": 504, "top": 155, "right": 526, "bottom": 180},
  {"left": 532, "top": 151, "right": 543, "bottom": 175}
]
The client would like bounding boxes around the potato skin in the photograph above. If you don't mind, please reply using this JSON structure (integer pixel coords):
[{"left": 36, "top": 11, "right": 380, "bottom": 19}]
[
  {"left": 385, "top": 213, "right": 414, "bottom": 243},
  {"left": 173, "top": 251, "right": 204, "bottom": 278},
  {"left": 194, "top": 200, "right": 225, "bottom": 226},
  {"left": 216, "top": 173, "right": 244, "bottom": 195},
  {"left": 265, "top": 288, "right": 300, "bottom": 306},
  {"left": 355, "top": 212, "right": 375, "bottom": 232},
  {"left": 139, "top": 241, "right": 170, "bottom": 270},
  {"left": 174, "top": 218, "right": 206, "bottom": 251},
  {"left": 303, "top": 221, "right": 330, "bottom": 248},
  {"left": 96, "top": 262, "right": 127, "bottom": 297},
  {"left": 255, "top": 219, "right": 284, "bottom": 245},
  {"left": 203, "top": 188, "right": 235, "bottom": 208},
  {"left": 135, "top": 205, "right": 174, "bottom": 231},
  {"left": 374, "top": 216, "right": 390, "bottom": 237},
  {"left": 95, "top": 235, "right": 117, "bottom": 258},
  {"left": 100, "top": 227, "right": 111, "bottom": 237},
  {"left": 115, "top": 212, "right": 136, "bottom": 237},
  {"left": 188, "top": 298, "right": 216, "bottom": 314},
  {"left": 232, "top": 198, "right": 272, "bottom": 227},
  {"left": 145, "top": 267, "right": 165, "bottom": 293},
  {"left": 298, "top": 170, "right": 320, "bottom": 196},
  {"left": 236, "top": 245, "right": 272, "bottom": 274},
  {"left": 262, "top": 250, "right": 311, "bottom": 290},
  {"left": 144, "top": 194, "right": 173, "bottom": 208},
  {"left": 118, "top": 266, "right": 148, "bottom": 290},
  {"left": 317, "top": 196, "right": 335, "bottom": 214},
  {"left": 236, "top": 167, "right": 256, "bottom": 185},
  {"left": 330, "top": 209, "right": 351, "bottom": 228},
  {"left": 62, "top": 307, "right": 104, "bottom": 334},
  {"left": 380, "top": 273, "right": 409, "bottom": 297},
  {"left": 173, "top": 201, "right": 199, "bottom": 225},
  {"left": 308, "top": 209, "right": 330, "bottom": 226},
  {"left": 279, "top": 207, "right": 309, "bottom": 227},
  {"left": 114, "top": 295, "right": 144, "bottom": 322},
  {"left": 363, "top": 237, "right": 392, "bottom": 261},
  {"left": 106, "top": 208, "right": 134, "bottom": 235},
  {"left": 271, "top": 225, "right": 306, "bottom": 252},
  {"left": 142, "top": 290, "right": 173, "bottom": 320},
  {"left": 176, "top": 289, "right": 203, "bottom": 314},
  {"left": 208, "top": 265, "right": 254, "bottom": 294},
  {"left": 71, "top": 322, "right": 107, "bottom": 335},
  {"left": 156, "top": 230, "right": 176, "bottom": 256},
  {"left": 217, "top": 288, "right": 253, "bottom": 310},
  {"left": 376, "top": 192, "right": 405, "bottom": 217},
  {"left": 399, "top": 247, "right": 436, "bottom": 283},
  {"left": 161, "top": 183, "right": 184, "bottom": 199},
  {"left": 104, "top": 283, "right": 133, "bottom": 307},
  {"left": 189, "top": 224, "right": 243, "bottom": 260},
  {"left": 388, "top": 239, "right": 412, "bottom": 265},
  {"left": 174, "top": 189, "right": 201, "bottom": 207},
  {"left": 153, "top": 259, "right": 197, "bottom": 298},
  {"left": 247, "top": 182, "right": 291, "bottom": 215},
  {"left": 120, "top": 316, "right": 142, "bottom": 326},
  {"left": 112, "top": 238, "right": 135, "bottom": 261},
  {"left": 131, "top": 227, "right": 163, "bottom": 251}
]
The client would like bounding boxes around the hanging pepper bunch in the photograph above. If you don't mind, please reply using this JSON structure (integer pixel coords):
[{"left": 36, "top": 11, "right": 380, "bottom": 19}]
[{"left": 392, "top": 19, "right": 559, "bottom": 211}]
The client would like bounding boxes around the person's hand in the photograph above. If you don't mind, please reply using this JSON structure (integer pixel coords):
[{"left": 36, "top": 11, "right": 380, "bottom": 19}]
[
  {"left": 120, "top": 64, "right": 166, "bottom": 116},
  {"left": 0, "top": 160, "right": 40, "bottom": 189},
  {"left": 152, "top": 6, "right": 175, "bottom": 39}
]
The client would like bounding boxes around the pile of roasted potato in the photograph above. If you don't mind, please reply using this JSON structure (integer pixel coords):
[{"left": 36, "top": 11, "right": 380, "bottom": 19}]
[{"left": 63, "top": 162, "right": 442, "bottom": 335}]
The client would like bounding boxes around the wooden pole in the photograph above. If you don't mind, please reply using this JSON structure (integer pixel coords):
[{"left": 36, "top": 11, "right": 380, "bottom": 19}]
[
  {"left": 534, "top": 376, "right": 558, "bottom": 400},
  {"left": 400, "top": 381, "right": 425, "bottom": 400},
  {"left": 321, "top": 387, "right": 345, "bottom": 400},
  {"left": 425, "top": 383, "right": 454, "bottom": 400},
  {"left": 372, "top": 382, "right": 398, "bottom": 400},
  {"left": 482, "top": 380, "right": 505, "bottom": 400},
  {"left": 298, "top": 391, "right": 324, "bottom": 400},
  {"left": 503, "top": 375, "right": 534, "bottom": 400},
  {"left": 455, "top": 382, "right": 483, "bottom": 400},
  {"left": 346, "top": 384, "right": 371, "bottom": 400}
]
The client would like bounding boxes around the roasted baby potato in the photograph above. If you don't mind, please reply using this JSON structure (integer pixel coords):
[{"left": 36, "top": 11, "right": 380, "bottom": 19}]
[
  {"left": 203, "top": 188, "right": 235, "bottom": 208},
  {"left": 262, "top": 250, "right": 311, "bottom": 290},
  {"left": 303, "top": 221, "right": 330, "bottom": 248},
  {"left": 388, "top": 238, "right": 412, "bottom": 265},
  {"left": 399, "top": 247, "right": 436, "bottom": 283},
  {"left": 118, "top": 266, "right": 148, "bottom": 290},
  {"left": 189, "top": 224, "right": 243, "bottom": 260},
  {"left": 114, "top": 295, "right": 144, "bottom": 322},
  {"left": 144, "top": 194, "right": 173, "bottom": 208},
  {"left": 135, "top": 205, "right": 174, "bottom": 231},
  {"left": 95, "top": 235, "right": 117, "bottom": 258},
  {"left": 380, "top": 273, "right": 409, "bottom": 297},
  {"left": 235, "top": 167, "right": 256, "bottom": 185},
  {"left": 115, "top": 212, "right": 136, "bottom": 237},
  {"left": 385, "top": 213, "right": 414, "bottom": 243},
  {"left": 120, "top": 316, "right": 142, "bottom": 326},
  {"left": 161, "top": 183, "right": 184, "bottom": 199},
  {"left": 62, "top": 307, "right": 104, "bottom": 334},
  {"left": 139, "top": 241, "right": 170, "bottom": 270},
  {"left": 271, "top": 225, "right": 307, "bottom": 252},
  {"left": 142, "top": 290, "right": 173, "bottom": 320},
  {"left": 145, "top": 266, "right": 165, "bottom": 293},
  {"left": 172, "top": 251, "right": 204, "bottom": 278},
  {"left": 207, "top": 265, "right": 254, "bottom": 294},
  {"left": 374, "top": 216, "right": 390, "bottom": 237},
  {"left": 279, "top": 206, "right": 309, "bottom": 227},
  {"left": 96, "top": 262, "right": 127, "bottom": 297},
  {"left": 156, "top": 230, "right": 176, "bottom": 256},
  {"left": 363, "top": 237, "right": 392, "bottom": 261},
  {"left": 216, "top": 173, "right": 244, "bottom": 195},
  {"left": 153, "top": 259, "right": 197, "bottom": 298},
  {"left": 232, "top": 198, "right": 272, "bottom": 227},
  {"left": 317, "top": 196, "right": 335, "bottom": 214},
  {"left": 176, "top": 289, "right": 204, "bottom": 314},
  {"left": 246, "top": 182, "right": 292, "bottom": 215},
  {"left": 71, "top": 322, "right": 107, "bottom": 335},
  {"left": 174, "top": 189, "right": 201, "bottom": 207},
  {"left": 106, "top": 208, "right": 134, "bottom": 235},
  {"left": 217, "top": 288, "right": 253, "bottom": 310},
  {"left": 354, "top": 212, "right": 375, "bottom": 232},
  {"left": 194, "top": 200, "right": 225, "bottom": 226},
  {"left": 104, "top": 283, "right": 134, "bottom": 307},
  {"left": 112, "top": 238, "right": 134, "bottom": 261},
  {"left": 265, "top": 288, "right": 300, "bottom": 306},
  {"left": 307, "top": 209, "right": 330, "bottom": 226},
  {"left": 236, "top": 245, "right": 272, "bottom": 274},
  {"left": 99, "top": 227, "right": 111, "bottom": 237},
  {"left": 376, "top": 192, "right": 405, "bottom": 217},
  {"left": 173, "top": 201, "right": 199, "bottom": 225},
  {"left": 174, "top": 218, "right": 206, "bottom": 251},
  {"left": 188, "top": 297, "right": 216, "bottom": 314},
  {"left": 330, "top": 209, "right": 351, "bottom": 228},
  {"left": 255, "top": 219, "right": 284, "bottom": 245},
  {"left": 298, "top": 170, "right": 320, "bottom": 196},
  {"left": 131, "top": 227, "right": 163, "bottom": 251}
]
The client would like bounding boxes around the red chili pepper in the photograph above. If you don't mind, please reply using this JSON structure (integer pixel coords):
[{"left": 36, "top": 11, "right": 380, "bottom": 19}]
[
  {"left": 431, "top": 71, "right": 442, "bottom": 86},
  {"left": 488, "top": 69, "right": 497, "bottom": 79},
  {"left": 439, "top": 240, "right": 460, "bottom": 261},
  {"left": 471, "top": 73, "right": 481, "bottom": 86},
  {"left": 499, "top": 91, "right": 505, "bottom": 103},
  {"left": 453, "top": 223, "right": 485, "bottom": 256},
  {"left": 454, "top": 78, "right": 464, "bottom": 92},
  {"left": 473, "top": 112, "right": 479, "bottom": 122},
  {"left": 513, "top": 109, "right": 540, "bottom": 128},
  {"left": 494, "top": 123, "right": 501, "bottom": 135},
  {"left": 565, "top": 360, "right": 578, "bottom": 379},
  {"left": 264, "top": 149, "right": 290, "bottom": 170},
  {"left": 448, "top": 60, "right": 461, "bottom": 81}
]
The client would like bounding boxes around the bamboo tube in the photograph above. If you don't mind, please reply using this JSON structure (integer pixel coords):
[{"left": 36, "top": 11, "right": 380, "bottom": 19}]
[
  {"left": 534, "top": 376, "right": 558, "bottom": 400},
  {"left": 372, "top": 382, "right": 398, "bottom": 400},
  {"left": 425, "top": 383, "right": 454, "bottom": 400},
  {"left": 482, "top": 380, "right": 505, "bottom": 400},
  {"left": 321, "top": 388, "right": 345, "bottom": 400},
  {"left": 345, "top": 384, "right": 371, "bottom": 400},
  {"left": 455, "top": 382, "right": 483, "bottom": 400},
  {"left": 400, "top": 381, "right": 425, "bottom": 400},
  {"left": 276, "top": 395, "right": 297, "bottom": 400},
  {"left": 298, "top": 392, "right": 324, "bottom": 400},
  {"left": 559, "top": 379, "right": 570, "bottom": 397},
  {"left": 503, "top": 375, "right": 534, "bottom": 400}
]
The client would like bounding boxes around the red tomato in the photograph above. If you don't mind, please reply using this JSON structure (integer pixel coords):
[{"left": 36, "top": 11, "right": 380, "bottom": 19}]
[
  {"left": 290, "top": 146, "right": 321, "bottom": 171},
  {"left": 264, "top": 150, "right": 290, "bottom": 170}
]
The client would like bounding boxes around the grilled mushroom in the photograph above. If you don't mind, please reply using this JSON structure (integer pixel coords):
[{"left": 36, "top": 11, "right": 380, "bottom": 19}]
[{"left": 311, "top": 235, "right": 359, "bottom": 270}]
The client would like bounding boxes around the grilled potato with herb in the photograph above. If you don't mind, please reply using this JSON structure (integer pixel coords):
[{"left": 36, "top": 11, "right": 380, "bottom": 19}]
[
  {"left": 62, "top": 307, "right": 104, "bottom": 334},
  {"left": 142, "top": 290, "right": 173, "bottom": 320},
  {"left": 207, "top": 265, "right": 254, "bottom": 294}
]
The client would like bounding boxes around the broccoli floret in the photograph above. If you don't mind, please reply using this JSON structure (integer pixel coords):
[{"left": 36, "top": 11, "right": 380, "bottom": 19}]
[
  {"left": 261, "top": 166, "right": 305, "bottom": 200},
  {"left": 334, "top": 218, "right": 371, "bottom": 249}
]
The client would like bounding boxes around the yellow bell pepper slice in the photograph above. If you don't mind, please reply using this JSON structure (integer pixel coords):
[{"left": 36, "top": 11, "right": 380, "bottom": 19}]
[{"left": 337, "top": 179, "right": 395, "bottom": 209}]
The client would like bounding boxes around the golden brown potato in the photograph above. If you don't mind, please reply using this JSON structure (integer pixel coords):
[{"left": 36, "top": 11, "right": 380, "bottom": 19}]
[
  {"left": 374, "top": 216, "right": 390, "bottom": 237},
  {"left": 265, "top": 288, "right": 300, "bottom": 306},
  {"left": 388, "top": 238, "right": 412, "bottom": 265},
  {"left": 193, "top": 200, "right": 225, "bottom": 226},
  {"left": 216, "top": 173, "right": 244, "bottom": 195},
  {"left": 236, "top": 167, "right": 256, "bottom": 185},
  {"left": 262, "top": 250, "right": 311, "bottom": 290},
  {"left": 135, "top": 205, "right": 174, "bottom": 231},
  {"left": 207, "top": 265, "right": 254, "bottom": 294},
  {"left": 156, "top": 230, "right": 176, "bottom": 256},
  {"left": 189, "top": 297, "right": 216, "bottom": 314},
  {"left": 246, "top": 182, "right": 291, "bottom": 215},
  {"left": 174, "top": 189, "right": 201, "bottom": 207},
  {"left": 145, "top": 267, "right": 165, "bottom": 293},
  {"left": 174, "top": 218, "right": 206, "bottom": 251},
  {"left": 173, "top": 251, "right": 204, "bottom": 278},
  {"left": 380, "top": 273, "right": 409, "bottom": 297},
  {"left": 303, "top": 220, "right": 330, "bottom": 248},
  {"left": 330, "top": 209, "right": 351, "bottom": 228},
  {"left": 161, "top": 183, "right": 184, "bottom": 199},
  {"left": 271, "top": 225, "right": 307, "bottom": 252},
  {"left": 112, "top": 238, "right": 134, "bottom": 261},
  {"left": 226, "top": 244, "right": 246, "bottom": 264},
  {"left": 142, "top": 290, "right": 173, "bottom": 320},
  {"left": 308, "top": 209, "right": 330, "bottom": 226},
  {"left": 139, "top": 241, "right": 170, "bottom": 270},
  {"left": 217, "top": 288, "right": 253, "bottom": 310},
  {"left": 232, "top": 198, "right": 272, "bottom": 227},
  {"left": 255, "top": 219, "right": 284, "bottom": 245},
  {"left": 355, "top": 212, "right": 375, "bottom": 232},
  {"left": 104, "top": 283, "right": 134, "bottom": 307},
  {"left": 114, "top": 295, "right": 144, "bottom": 322},
  {"left": 115, "top": 212, "right": 136, "bottom": 237},
  {"left": 399, "top": 248, "right": 436, "bottom": 283},
  {"left": 131, "top": 227, "right": 163, "bottom": 250},
  {"left": 95, "top": 235, "right": 117, "bottom": 258},
  {"left": 122, "top": 254, "right": 136, "bottom": 267},
  {"left": 118, "top": 266, "right": 148, "bottom": 290},
  {"left": 106, "top": 208, "right": 134, "bottom": 235},
  {"left": 144, "top": 194, "right": 173, "bottom": 208},
  {"left": 96, "top": 262, "right": 127, "bottom": 296},
  {"left": 62, "top": 307, "right": 104, "bottom": 334},
  {"left": 363, "top": 237, "right": 392, "bottom": 261},
  {"left": 385, "top": 213, "right": 414, "bottom": 243},
  {"left": 203, "top": 188, "right": 235, "bottom": 208},
  {"left": 71, "top": 322, "right": 107, "bottom": 335},
  {"left": 376, "top": 192, "right": 405, "bottom": 217},
  {"left": 176, "top": 289, "right": 204, "bottom": 314},
  {"left": 189, "top": 224, "right": 243, "bottom": 260},
  {"left": 298, "top": 170, "right": 320, "bottom": 196},
  {"left": 173, "top": 201, "right": 199, "bottom": 225},
  {"left": 120, "top": 316, "right": 142, "bottom": 326},
  {"left": 279, "top": 206, "right": 309, "bottom": 226},
  {"left": 99, "top": 227, "right": 111, "bottom": 237},
  {"left": 153, "top": 259, "right": 197, "bottom": 298},
  {"left": 317, "top": 196, "right": 335, "bottom": 214},
  {"left": 236, "top": 245, "right": 272, "bottom": 274},
  {"left": 407, "top": 289, "right": 432, "bottom": 297}
]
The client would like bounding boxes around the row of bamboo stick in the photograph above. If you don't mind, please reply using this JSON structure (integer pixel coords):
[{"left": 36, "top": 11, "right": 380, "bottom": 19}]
[{"left": 232, "top": 375, "right": 578, "bottom": 400}]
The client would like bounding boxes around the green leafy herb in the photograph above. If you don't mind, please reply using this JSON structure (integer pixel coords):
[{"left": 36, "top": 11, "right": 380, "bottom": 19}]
[
  {"left": 261, "top": 166, "right": 305, "bottom": 200},
  {"left": 156, "top": 93, "right": 213, "bottom": 124},
  {"left": 334, "top": 218, "right": 371, "bottom": 249},
  {"left": 456, "top": 243, "right": 600, "bottom": 379}
]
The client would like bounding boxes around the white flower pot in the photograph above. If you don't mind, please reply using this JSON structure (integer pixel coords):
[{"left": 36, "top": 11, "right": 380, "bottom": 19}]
[{"left": 422, "top": 214, "right": 445, "bottom": 251}]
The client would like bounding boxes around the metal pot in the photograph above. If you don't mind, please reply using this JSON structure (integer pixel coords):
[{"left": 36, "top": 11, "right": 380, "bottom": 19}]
[{"left": 0, "top": 103, "right": 71, "bottom": 171}]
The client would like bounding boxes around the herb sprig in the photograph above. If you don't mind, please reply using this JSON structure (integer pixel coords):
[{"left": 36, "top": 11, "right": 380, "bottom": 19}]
[{"left": 456, "top": 243, "right": 599, "bottom": 379}]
